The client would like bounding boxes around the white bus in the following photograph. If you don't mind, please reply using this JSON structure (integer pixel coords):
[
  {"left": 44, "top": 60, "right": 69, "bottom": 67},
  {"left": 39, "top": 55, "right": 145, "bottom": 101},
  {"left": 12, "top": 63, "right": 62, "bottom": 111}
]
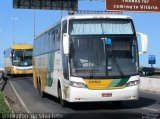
[{"left": 33, "top": 13, "right": 148, "bottom": 106}]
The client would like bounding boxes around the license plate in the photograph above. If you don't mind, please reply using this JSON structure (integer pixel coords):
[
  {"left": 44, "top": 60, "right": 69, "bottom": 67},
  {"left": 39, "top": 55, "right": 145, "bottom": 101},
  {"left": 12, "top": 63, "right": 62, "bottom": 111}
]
[{"left": 102, "top": 93, "right": 112, "bottom": 97}]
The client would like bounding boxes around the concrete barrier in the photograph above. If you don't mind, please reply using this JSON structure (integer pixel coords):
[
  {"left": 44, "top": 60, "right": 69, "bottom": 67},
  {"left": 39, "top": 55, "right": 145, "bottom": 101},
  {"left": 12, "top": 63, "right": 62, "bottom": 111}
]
[{"left": 140, "top": 77, "right": 160, "bottom": 94}]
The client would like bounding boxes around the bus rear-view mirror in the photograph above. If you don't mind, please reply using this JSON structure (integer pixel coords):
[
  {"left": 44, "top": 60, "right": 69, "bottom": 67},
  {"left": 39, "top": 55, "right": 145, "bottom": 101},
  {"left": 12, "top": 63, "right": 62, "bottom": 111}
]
[{"left": 136, "top": 32, "right": 148, "bottom": 55}]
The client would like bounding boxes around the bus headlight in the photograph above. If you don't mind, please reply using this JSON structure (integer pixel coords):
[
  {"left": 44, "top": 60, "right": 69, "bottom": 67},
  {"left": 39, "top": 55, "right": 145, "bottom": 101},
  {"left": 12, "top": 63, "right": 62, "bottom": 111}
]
[
  {"left": 70, "top": 81, "right": 87, "bottom": 88},
  {"left": 126, "top": 80, "right": 140, "bottom": 87}
]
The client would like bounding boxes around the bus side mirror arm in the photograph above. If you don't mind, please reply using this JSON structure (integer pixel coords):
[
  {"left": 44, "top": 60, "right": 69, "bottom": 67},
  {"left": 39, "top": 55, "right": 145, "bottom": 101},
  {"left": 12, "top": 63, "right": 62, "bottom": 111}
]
[
  {"left": 63, "top": 33, "right": 70, "bottom": 55},
  {"left": 136, "top": 32, "right": 148, "bottom": 55}
]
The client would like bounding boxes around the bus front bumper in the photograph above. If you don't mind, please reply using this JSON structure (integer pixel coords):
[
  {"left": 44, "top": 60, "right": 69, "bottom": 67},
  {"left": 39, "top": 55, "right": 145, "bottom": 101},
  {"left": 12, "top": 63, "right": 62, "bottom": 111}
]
[
  {"left": 13, "top": 69, "right": 33, "bottom": 75},
  {"left": 11, "top": 66, "right": 33, "bottom": 75},
  {"left": 68, "top": 85, "right": 139, "bottom": 102}
]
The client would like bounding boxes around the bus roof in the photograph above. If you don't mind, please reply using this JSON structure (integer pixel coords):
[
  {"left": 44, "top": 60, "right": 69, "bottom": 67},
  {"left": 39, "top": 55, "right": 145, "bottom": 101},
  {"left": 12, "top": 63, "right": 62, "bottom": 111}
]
[
  {"left": 35, "top": 14, "right": 132, "bottom": 39},
  {"left": 10, "top": 43, "right": 32, "bottom": 49},
  {"left": 34, "top": 21, "right": 60, "bottom": 39},
  {"left": 62, "top": 14, "right": 132, "bottom": 21}
]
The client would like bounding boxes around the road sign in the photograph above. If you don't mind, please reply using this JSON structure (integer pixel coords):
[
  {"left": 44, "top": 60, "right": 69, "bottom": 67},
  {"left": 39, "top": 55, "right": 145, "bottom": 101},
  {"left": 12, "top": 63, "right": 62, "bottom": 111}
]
[
  {"left": 106, "top": 0, "right": 160, "bottom": 12},
  {"left": 148, "top": 55, "right": 156, "bottom": 64},
  {"left": 13, "top": 0, "right": 78, "bottom": 10}
]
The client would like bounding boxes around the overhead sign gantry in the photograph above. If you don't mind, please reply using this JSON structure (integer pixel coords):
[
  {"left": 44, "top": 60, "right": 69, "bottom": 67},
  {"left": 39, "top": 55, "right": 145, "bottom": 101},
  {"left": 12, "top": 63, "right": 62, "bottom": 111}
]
[{"left": 13, "top": 0, "right": 78, "bottom": 10}]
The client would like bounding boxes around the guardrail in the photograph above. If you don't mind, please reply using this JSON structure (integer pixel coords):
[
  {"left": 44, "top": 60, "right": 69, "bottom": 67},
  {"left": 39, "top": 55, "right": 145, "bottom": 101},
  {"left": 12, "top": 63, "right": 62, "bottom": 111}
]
[{"left": 140, "top": 77, "right": 160, "bottom": 94}]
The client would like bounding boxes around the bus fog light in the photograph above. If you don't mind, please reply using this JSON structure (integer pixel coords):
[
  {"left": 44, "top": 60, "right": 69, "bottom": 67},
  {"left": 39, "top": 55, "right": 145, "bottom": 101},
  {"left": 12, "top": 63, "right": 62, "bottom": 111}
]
[
  {"left": 75, "top": 98, "right": 81, "bottom": 100},
  {"left": 129, "top": 96, "right": 137, "bottom": 99},
  {"left": 126, "top": 80, "right": 140, "bottom": 87},
  {"left": 70, "top": 81, "right": 87, "bottom": 88}
]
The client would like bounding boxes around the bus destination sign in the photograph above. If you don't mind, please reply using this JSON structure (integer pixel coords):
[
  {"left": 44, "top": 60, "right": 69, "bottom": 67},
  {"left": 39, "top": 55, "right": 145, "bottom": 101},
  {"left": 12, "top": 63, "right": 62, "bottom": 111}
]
[{"left": 106, "top": 0, "right": 160, "bottom": 12}]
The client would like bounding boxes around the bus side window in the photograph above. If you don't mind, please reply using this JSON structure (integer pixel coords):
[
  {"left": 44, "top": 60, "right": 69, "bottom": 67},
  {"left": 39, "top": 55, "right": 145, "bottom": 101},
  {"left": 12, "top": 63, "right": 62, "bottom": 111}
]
[
  {"left": 57, "top": 26, "right": 61, "bottom": 50},
  {"left": 52, "top": 29, "right": 56, "bottom": 51},
  {"left": 55, "top": 26, "right": 60, "bottom": 50}
]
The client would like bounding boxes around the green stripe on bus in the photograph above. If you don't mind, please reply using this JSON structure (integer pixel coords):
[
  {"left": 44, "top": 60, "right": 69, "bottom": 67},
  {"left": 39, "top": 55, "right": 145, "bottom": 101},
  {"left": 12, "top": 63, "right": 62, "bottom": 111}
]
[{"left": 109, "top": 78, "right": 129, "bottom": 87}]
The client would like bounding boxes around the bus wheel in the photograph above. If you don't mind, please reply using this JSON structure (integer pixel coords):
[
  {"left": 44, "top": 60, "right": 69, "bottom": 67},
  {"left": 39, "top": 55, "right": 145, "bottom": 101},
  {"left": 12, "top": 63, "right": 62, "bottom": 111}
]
[
  {"left": 37, "top": 81, "right": 44, "bottom": 98},
  {"left": 58, "top": 86, "right": 67, "bottom": 107}
]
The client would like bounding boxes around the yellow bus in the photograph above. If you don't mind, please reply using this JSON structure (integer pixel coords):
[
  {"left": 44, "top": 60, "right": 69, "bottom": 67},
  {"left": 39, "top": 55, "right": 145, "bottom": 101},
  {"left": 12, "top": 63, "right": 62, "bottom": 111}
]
[
  {"left": 4, "top": 43, "right": 33, "bottom": 76},
  {"left": 33, "top": 13, "right": 148, "bottom": 107}
]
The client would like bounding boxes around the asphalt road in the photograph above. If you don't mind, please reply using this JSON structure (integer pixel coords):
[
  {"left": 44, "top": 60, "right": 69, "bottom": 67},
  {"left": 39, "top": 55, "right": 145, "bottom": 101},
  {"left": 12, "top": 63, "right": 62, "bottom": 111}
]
[{"left": 5, "top": 76, "right": 160, "bottom": 119}]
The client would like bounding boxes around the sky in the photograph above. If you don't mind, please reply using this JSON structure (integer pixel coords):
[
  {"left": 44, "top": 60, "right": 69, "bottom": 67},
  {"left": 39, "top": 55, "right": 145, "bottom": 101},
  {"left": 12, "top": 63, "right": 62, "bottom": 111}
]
[{"left": 0, "top": 0, "right": 160, "bottom": 68}]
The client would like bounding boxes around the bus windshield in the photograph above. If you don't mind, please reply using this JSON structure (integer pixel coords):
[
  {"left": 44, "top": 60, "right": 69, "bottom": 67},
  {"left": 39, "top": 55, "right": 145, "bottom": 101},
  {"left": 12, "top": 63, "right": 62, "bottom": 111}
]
[
  {"left": 12, "top": 49, "right": 32, "bottom": 67},
  {"left": 69, "top": 19, "right": 138, "bottom": 78}
]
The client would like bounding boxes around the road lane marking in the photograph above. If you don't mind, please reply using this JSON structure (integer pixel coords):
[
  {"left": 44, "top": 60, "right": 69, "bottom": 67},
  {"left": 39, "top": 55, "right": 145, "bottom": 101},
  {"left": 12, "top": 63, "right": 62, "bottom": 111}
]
[
  {"left": 142, "top": 107, "right": 159, "bottom": 112},
  {"left": 9, "top": 80, "right": 31, "bottom": 113}
]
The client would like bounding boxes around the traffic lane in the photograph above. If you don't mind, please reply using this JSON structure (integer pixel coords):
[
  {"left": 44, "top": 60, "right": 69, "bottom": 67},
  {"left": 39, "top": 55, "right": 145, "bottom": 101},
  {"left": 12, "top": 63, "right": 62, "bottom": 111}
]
[
  {"left": 9, "top": 77, "right": 159, "bottom": 114},
  {"left": 63, "top": 112, "right": 142, "bottom": 119},
  {"left": 67, "top": 97, "right": 158, "bottom": 114},
  {"left": 139, "top": 91, "right": 160, "bottom": 112},
  {"left": 9, "top": 76, "right": 71, "bottom": 113},
  {"left": 6, "top": 78, "right": 144, "bottom": 119}
]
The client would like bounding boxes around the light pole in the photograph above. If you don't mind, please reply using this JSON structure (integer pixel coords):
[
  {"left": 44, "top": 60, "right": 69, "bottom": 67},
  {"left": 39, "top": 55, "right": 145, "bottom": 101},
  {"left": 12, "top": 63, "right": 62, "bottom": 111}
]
[
  {"left": 33, "top": 10, "right": 36, "bottom": 38},
  {"left": 10, "top": 17, "right": 18, "bottom": 44}
]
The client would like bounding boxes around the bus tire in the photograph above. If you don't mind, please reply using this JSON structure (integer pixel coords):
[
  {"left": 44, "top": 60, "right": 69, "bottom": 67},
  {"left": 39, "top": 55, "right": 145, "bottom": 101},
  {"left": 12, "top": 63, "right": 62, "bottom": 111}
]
[
  {"left": 37, "top": 80, "right": 44, "bottom": 98},
  {"left": 58, "top": 86, "right": 67, "bottom": 107}
]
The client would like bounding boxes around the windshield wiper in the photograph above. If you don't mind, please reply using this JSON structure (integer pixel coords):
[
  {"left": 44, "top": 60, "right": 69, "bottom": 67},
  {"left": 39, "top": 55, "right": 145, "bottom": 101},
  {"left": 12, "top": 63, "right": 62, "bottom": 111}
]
[
  {"left": 90, "top": 66, "right": 97, "bottom": 79},
  {"left": 112, "top": 56, "right": 126, "bottom": 79}
]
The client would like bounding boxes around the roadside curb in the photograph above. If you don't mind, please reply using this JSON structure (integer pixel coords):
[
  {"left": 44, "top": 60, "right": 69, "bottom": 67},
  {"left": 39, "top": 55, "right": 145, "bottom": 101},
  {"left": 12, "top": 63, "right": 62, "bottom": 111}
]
[
  {"left": 9, "top": 81, "right": 31, "bottom": 113},
  {"left": 140, "top": 89, "right": 160, "bottom": 95},
  {"left": 4, "top": 95, "right": 14, "bottom": 114}
]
